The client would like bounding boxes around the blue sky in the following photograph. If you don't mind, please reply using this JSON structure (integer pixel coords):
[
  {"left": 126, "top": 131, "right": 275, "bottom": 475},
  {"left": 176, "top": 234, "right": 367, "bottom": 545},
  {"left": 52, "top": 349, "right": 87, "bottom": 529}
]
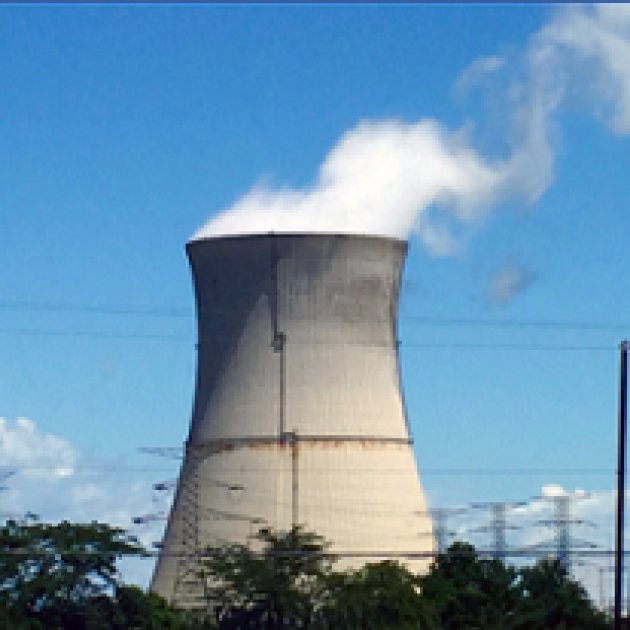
[{"left": 1, "top": 4, "right": 630, "bottom": 598}]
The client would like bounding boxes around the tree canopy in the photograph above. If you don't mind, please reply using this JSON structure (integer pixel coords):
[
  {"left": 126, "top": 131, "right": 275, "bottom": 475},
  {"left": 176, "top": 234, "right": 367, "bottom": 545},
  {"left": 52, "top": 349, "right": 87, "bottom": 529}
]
[
  {"left": 200, "top": 528, "right": 611, "bottom": 630},
  {"left": 0, "top": 518, "right": 612, "bottom": 629},
  {"left": 0, "top": 517, "right": 188, "bottom": 630},
  {"left": 201, "top": 526, "right": 333, "bottom": 628}
]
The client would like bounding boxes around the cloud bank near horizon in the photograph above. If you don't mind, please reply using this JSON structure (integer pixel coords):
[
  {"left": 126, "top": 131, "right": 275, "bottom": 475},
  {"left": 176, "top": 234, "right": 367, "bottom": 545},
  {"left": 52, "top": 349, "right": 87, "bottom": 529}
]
[
  {"left": 0, "top": 417, "right": 618, "bottom": 602},
  {"left": 0, "top": 417, "right": 166, "bottom": 588}
]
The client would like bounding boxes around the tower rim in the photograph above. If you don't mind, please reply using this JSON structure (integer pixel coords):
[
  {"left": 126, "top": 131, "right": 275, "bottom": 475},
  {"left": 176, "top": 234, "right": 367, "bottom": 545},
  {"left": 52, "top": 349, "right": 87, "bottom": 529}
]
[{"left": 186, "top": 231, "right": 409, "bottom": 248}]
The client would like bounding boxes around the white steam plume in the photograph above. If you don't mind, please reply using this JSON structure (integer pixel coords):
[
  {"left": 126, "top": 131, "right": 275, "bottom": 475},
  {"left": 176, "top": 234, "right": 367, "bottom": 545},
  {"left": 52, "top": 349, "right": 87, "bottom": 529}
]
[
  {"left": 453, "top": 55, "right": 505, "bottom": 97},
  {"left": 194, "top": 119, "right": 509, "bottom": 255},
  {"left": 533, "top": 4, "right": 630, "bottom": 135},
  {"left": 193, "top": 6, "right": 630, "bottom": 251}
]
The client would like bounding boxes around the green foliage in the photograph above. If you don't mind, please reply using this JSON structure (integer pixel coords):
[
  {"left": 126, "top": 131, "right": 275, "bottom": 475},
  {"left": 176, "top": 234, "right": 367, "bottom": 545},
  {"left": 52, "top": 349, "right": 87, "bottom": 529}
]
[
  {"left": 0, "top": 518, "right": 191, "bottom": 630},
  {"left": 201, "top": 530, "right": 611, "bottom": 630},
  {"left": 201, "top": 526, "right": 333, "bottom": 627},
  {"left": 421, "top": 542, "right": 521, "bottom": 629},
  {"left": 511, "top": 557, "right": 610, "bottom": 630},
  {"left": 322, "top": 560, "right": 435, "bottom": 629},
  {"left": 0, "top": 518, "right": 144, "bottom": 625},
  {"left": 0, "top": 518, "right": 612, "bottom": 629},
  {"left": 420, "top": 543, "right": 611, "bottom": 630}
]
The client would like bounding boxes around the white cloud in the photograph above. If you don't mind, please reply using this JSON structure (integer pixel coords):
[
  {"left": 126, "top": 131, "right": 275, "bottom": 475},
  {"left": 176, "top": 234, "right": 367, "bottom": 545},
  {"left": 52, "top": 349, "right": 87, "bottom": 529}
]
[
  {"left": 488, "top": 263, "right": 535, "bottom": 306},
  {"left": 0, "top": 417, "right": 169, "bottom": 589},
  {"left": 542, "top": 483, "right": 567, "bottom": 497},
  {"left": 0, "top": 419, "right": 620, "bottom": 602},
  {"left": 0, "top": 417, "right": 77, "bottom": 479},
  {"left": 447, "top": 484, "right": 616, "bottom": 609}
]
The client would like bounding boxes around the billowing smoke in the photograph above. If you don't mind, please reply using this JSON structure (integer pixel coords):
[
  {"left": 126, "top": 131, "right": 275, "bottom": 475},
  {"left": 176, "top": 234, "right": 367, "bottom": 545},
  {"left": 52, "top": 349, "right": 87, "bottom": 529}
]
[{"left": 192, "top": 5, "right": 630, "bottom": 252}]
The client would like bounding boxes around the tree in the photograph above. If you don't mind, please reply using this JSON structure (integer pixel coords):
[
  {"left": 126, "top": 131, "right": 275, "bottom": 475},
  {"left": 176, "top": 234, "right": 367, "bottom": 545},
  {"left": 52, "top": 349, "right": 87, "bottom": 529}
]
[
  {"left": 322, "top": 560, "right": 436, "bottom": 629},
  {"left": 421, "top": 542, "right": 611, "bottom": 630},
  {"left": 511, "top": 557, "right": 610, "bottom": 630},
  {"left": 195, "top": 528, "right": 614, "bottom": 630},
  {"left": 201, "top": 526, "right": 334, "bottom": 628},
  {"left": 421, "top": 542, "right": 522, "bottom": 630},
  {"left": 0, "top": 518, "right": 145, "bottom": 629},
  {"left": 202, "top": 527, "right": 436, "bottom": 629},
  {"left": 84, "top": 584, "right": 198, "bottom": 630}
]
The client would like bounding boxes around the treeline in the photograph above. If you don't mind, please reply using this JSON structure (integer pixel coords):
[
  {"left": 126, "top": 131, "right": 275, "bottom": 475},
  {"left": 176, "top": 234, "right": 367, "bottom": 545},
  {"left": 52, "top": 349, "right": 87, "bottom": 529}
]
[{"left": 0, "top": 518, "right": 612, "bottom": 629}]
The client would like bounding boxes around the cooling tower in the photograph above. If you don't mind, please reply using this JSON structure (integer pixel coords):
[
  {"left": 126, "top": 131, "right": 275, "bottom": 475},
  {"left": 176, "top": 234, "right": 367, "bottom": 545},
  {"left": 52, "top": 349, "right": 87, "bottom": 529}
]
[{"left": 150, "top": 233, "right": 434, "bottom": 607}]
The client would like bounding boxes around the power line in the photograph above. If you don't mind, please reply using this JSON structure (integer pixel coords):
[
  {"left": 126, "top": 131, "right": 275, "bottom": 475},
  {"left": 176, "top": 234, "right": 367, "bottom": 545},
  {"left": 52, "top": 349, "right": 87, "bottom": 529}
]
[
  {"left": 0, "top": 327, "right": 188, "bottom": 341},
  {"left": 402, "top": 342, "right": 614, "bottom": 351},
  {"left": 0, "top": 326, "right": 619, "bottom": 351},
  {"left": 0, "top": 301, "right": 190, "bottom": 317},
  {"left": 0, "top": 464, "right": 614, "bottom": 475},
  {"left": 3, "top": 299, "right": 630, "bottom": 332},
  {"left": 0, "top": 547, "right": 623, "bottom": 560},
  {"left": 401, "top": 315, "right": 630, "bottom": 331}
]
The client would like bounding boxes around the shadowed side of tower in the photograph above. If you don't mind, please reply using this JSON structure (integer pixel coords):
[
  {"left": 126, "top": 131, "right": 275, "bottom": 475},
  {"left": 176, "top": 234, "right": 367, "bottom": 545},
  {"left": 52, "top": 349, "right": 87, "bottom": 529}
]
[{"left": 150, "top": 233, "right": 434, "bottom": 607}]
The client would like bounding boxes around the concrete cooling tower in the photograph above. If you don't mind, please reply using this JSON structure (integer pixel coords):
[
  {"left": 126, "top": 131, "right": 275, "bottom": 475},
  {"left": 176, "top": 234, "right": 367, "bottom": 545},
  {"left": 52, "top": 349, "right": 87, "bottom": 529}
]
[{"left": 151, "top": 233, "right": 434, "bottom": 607}]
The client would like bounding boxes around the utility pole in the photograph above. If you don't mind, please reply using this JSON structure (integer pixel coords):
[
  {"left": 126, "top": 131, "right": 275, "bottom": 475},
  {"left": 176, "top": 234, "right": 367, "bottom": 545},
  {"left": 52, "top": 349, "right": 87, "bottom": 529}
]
[{"left": 614, "top": 340, "right": 627, "bottom": 630}]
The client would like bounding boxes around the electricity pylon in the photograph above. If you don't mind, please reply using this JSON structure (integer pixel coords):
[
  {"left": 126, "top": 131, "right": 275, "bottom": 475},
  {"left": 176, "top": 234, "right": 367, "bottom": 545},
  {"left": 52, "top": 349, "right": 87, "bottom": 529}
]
[{"left": 468, "top": 501, "right": 528, "bottom": 562}]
